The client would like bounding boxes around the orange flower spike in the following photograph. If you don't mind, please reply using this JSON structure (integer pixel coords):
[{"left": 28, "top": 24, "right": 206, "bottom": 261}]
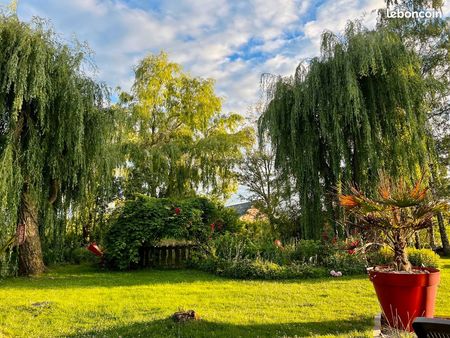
[
  {"left": 339, "top": 195, "right": 359, "bottom": 208},
  {"left": 379, "top": 186, "right": 390, "bottom": 200},
  {"left": 410, "top": 180, "right": 422, "bottom": 199},
  {"left": 416, "top": 187, "right": 428, "bottom": 201}
]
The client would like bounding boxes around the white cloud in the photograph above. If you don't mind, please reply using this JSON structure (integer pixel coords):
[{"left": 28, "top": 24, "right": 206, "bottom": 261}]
[
  {"left": 304, "top": 0, "right": 384, "bottom": 54},
  {"left": 17, "top": 0, "right": 387, "bottom": 116}
]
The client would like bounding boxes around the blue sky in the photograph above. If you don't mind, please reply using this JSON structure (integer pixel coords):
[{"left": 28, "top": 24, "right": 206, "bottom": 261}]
[{"left": 4, "top": 0, "right": 391, "bottom": 115}]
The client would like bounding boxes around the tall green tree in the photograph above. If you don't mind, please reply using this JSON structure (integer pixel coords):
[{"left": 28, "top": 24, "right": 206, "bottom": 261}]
[
  {"left": 238, "top": 147, "right": 301, "bottom": 237},
  {"left": 118, "top": 52, "right": 253, "bottom": 200},
  {"left": 259, "top": 23, "right": 434, "bottom": 239},
  {"left": 378, "top": 0, "right": 450, "bottom": 254},
  {"left": 0, "top": 15, "right": 116, "bottom": 275}
]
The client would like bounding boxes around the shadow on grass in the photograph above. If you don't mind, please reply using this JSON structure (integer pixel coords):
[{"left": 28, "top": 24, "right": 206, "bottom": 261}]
[
  {"left": 0, "top": 268, "right": 220, "bottom": 289},
  {"left": 1, "top": 265, "right": 370, "bottom": 290},
  {"left": 63, "top": 316, "right": 374, "bottom": 338}
]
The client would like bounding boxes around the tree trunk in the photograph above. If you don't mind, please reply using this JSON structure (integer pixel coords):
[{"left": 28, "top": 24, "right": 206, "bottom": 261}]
[
  {"left": 437, "top": 212, "right": 450, "bottom": 256},
  {"left": 393, "top": 231, "right": 411, "bottom": 272},
  {"left": 428, "top": 225, "right": 436, "bottom": 250},
  {"left": 18, "top": 191, "right": 45, "bottom": 276},
  {"left": 414, "top": 231, "right": 421, "bottom": 249}
]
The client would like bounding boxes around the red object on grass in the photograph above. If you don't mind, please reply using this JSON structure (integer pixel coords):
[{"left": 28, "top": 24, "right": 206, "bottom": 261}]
[
  {"left": 175, "top": 207, "right": 181, "bottom": 215},
  {"left": 87, "top": 242, "right": 103, "bottom": 257},
  {"left": 369, "top": 267, "right": 440, "bottom": 331}
]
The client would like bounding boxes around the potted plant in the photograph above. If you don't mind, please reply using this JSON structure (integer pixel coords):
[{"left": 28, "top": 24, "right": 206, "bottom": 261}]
[{"left": 339, "top": 177, "right": 448, "bottom": 331}]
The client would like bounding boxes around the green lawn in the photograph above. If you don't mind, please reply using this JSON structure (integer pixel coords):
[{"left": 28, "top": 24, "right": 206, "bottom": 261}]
[{"left": 1, "top": 258, "right": 449, "bottom": 338}]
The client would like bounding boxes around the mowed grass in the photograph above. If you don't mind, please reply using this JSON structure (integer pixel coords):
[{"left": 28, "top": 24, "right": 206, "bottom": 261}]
[{"left": 0, "top": 258, "right": 449, "bottom": 338}]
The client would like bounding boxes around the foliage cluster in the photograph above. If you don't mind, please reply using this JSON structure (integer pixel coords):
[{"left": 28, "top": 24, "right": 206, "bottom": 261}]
[
  {"left": 190, "top": 256, "right": 327, "bottom": 280},
  {"left": 371, "top": 246, "right": 440, "bottom": 268},
  {"left": 259, "top": 22, "right": 435, "bottom": 239},
  {"left": 237, "top": 147, "right": 301, "bottom": 237},
  {"left": 191, "top": 227, "right": 442, "bottom": 279},
  {"left": 206, "top": 232, "right": 325, "bottom": 263},
  {"left": 117, "top": 52, "right": 253, "bottom": 200},
  {"left": 0, "top": 14, "right": 118, "bottom": 275},
  {"left": 340, "top": 177, "right": 447, "bottom": 271},
  {"left": 191, "top": 231, "right": 362, "bottom": 279},
  {"left": 0, "top": 15, "right": 251, "bottom": 276},
  {"left": 63, "top": 247, "right": 100, "bottom": 265},
  {"left": 103, "top": 194, "right": 240, "bottom": 269}
]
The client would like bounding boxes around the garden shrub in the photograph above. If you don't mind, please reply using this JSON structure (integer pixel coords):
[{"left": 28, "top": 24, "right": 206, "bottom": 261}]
[
  {"left": 190, "top": 234, "right": 329, "bottom": 280},
  {"left": 190, "top": 256, "right": 327, "bottom": 280},
  {"left": 208, "top": 234, "right": 326, "bottom": 265},
  {"left": 324, "top": 251, "right": 368, "bottom": 275},
  {"left": 407, "top": 248, "right": 440, "bottom": 268},
  {"left": 214, "top": 206, "right": 243, "bottom": 234},
  {"left": 368, "top": 246, "right": 440, "bottom": 268},
  {"left": 291, "top": 239, "right": 323, "bottom": 263},
  {"left": 209, "top": 232, "right": 258, "bottom": 261},
  {"left": 256, "top": 238, "right": 287, "bottom": 264},
  {"left": 241, "top": 219, "right": 272, "bottom": 239},
  {"left": 367, "top": 245, "right": 393, "bottom": 266},
  {"left": 104, "top": 194, "right": 237, "bottom": 269},
  {"left": 68, "top": 247, "right": 100, "bottom": 265},
  {"left": 208, "top": 232, "right": 290, "bottom": 263}
]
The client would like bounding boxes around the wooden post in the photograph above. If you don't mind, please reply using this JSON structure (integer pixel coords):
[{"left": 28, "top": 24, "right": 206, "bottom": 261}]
[
  {"left": 175, "top": 246, "right": 181, "bottom": 267},
  {"left": 168, "top": 245, "right": 174, "bottom": 266}
]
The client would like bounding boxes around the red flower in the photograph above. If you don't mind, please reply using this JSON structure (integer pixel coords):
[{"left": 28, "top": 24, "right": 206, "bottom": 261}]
[
  {"left": 210, "top": 223, "right": 215, "bottom": 232},
  {"left": 351, "top": 240, "right": 359, "bottom": 247},
  {"left": 174, "top": 207, "right": 181, "bottom": 215},
  {"left": 347, "top": 249, "right": 356, "bottom": 255},
  {"left": 346, "top": 240, "right": 360, "bottom": 250}
]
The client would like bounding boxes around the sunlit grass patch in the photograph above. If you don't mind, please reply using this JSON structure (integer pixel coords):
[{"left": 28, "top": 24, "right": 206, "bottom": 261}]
[{"left": 0, "top": 258, "right": 449, "bottom": 337}]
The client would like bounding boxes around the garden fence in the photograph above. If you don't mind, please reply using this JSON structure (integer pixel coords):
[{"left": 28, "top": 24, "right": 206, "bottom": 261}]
[{"left": 139, "top": 244, "right": 196, "bottom": 268}]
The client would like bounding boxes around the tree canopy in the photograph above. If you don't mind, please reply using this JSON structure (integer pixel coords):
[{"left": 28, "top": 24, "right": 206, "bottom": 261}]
[
  {"left": 118, "top": 52, "right": 253, "bottom": 200},
  {"left": 378, "top": 0, "right": 450, "bottom": 253},
  {"left": 0, "top": 15, "right": 117, "bottom": 275},
  {"left": 259, "top": 23, "right": 434, "bottom": 239}
]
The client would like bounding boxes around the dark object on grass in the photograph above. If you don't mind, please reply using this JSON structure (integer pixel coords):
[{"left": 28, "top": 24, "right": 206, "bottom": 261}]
[
  {"left": 31, "top": 301, "right": 51, "bottom": 308},
  {"left": 413, "top": 317, "right": 450, "bottom": 338},
  {"left": 171, "top": 310, "right": 200, "bottom": 322}
]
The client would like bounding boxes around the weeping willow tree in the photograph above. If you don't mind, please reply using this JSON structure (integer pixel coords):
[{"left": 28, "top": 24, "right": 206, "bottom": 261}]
[
  {"left": 259, "top": 22, "right": 434, "bottom": 239},
  {"left": 0, "top": 15, "right": 116, "bottom": 275},
  {"left": 118, "top": 52, "right": 254, "bottom": 200},
  {"left": 378, "top": 0, "right": 450, "bottom": 254}
]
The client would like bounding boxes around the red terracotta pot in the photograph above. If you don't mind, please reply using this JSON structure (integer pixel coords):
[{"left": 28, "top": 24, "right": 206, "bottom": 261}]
[{"left": 369, "top": 266, "right": 440, "bottom": 331}]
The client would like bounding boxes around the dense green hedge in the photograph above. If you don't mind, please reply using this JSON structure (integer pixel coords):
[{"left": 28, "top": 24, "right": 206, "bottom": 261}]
[
  {"left": 103, "top": 194, "right": 239, "bottom": 269},
  {"left": 370, "top": 246, "right": 440, "bottom": 268},
  {"left": 190, "top": 256, "right": 327, "bottom": 280}
]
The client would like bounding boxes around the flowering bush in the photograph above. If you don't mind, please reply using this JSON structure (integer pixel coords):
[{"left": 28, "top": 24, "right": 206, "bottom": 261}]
[
  {"left": 103, "top": 194, "right": 240, "bottom": 269},
  {"left": 345, "top": 240, "right": 360, "bottom": 254}
]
